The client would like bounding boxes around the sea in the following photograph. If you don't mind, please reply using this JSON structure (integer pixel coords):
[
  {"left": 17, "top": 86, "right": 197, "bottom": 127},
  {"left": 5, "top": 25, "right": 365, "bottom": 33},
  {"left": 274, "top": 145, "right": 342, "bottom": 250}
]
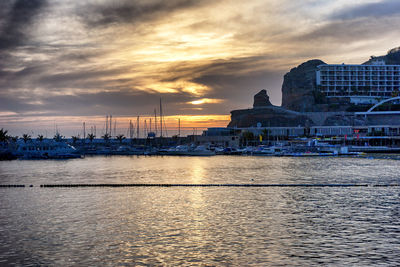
[{"left": 0, "top": 155, "right": 399, "bottom": 266}]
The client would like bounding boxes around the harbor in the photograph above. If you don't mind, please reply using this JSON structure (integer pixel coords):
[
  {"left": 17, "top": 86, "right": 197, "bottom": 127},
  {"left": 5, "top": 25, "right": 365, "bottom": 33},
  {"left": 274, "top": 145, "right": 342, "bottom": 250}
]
[{"left": 3, "top": 129, "right": 400, "bottom": 159}]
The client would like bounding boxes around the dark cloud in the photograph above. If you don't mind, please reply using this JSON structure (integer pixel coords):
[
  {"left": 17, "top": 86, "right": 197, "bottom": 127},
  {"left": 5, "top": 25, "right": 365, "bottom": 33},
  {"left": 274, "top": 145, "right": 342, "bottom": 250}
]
[
  {"left": 0, "top": 90, "right": 203, "bottom": 117},
  {"left": 0, "top": 59, "right": 128, "bottom": 93},
  {"left": 330, "top": 0, "right": 400, "bottom": 20},
  {"left": 194, "top": 71, "right": 283, "bottom": 107},
  {"left": 290, "top": 1, "right": 400, "bottom": 46},
  {"left": 296, "top": 17, "right": 400, "bottom": 44},
  {"left": 37, "top": 68, "right": 127, "bottom": 90},
  {"left": 0, "top": 0, "right": 46, "bottom": 50},
  {"left": 160, "top": 55, "right": 277, "bottom": 83},
  {"left": 162, "top": 56, "right": 284, "bottom": 106},
  {"left": 78, "top": 0, "right": 209, "bottom": 27},
  {"left": 0, "top": 94, "right": 39, "bottom": 113}
]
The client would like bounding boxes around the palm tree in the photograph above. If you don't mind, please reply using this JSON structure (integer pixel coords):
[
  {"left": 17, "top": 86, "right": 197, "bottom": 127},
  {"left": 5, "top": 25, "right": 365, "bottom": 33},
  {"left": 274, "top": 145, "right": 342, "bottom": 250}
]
[
  {"left": 116, "top": 134, "right": 125, "bottom": 144},
  {"left": 54, "top": 133, "right": 64, "bottom": 142},
  {"left": 22, "top": 134, "right": 31, "bottom": 143},
  {"left": 71, "top": 135, "right": 80, "bottom": 145},
  {"left": 242, "top": 131, "right": 254, "bottom": 146},
  {"left": 102, "top": 133, "right": 111, "bottom": 143},
  {"left": 37, "top": 134, "right": 44, "bottom": 142},
  {"left": 87, "top": 133, "right": 95, "bottom": 143},
  {"left": 261, "top": 129, "right": 270, "bottom": 142},
  {"left": 0, "top": 128, "right": 9, "bottom": 143}
]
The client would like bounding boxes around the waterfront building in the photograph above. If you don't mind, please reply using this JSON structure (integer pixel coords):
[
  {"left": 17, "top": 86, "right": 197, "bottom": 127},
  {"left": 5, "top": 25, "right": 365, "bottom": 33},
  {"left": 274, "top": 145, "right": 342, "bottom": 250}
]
[
  {"left": 203, "top": 125, "right": 400, "bottom": 138},
  {"left": 316, "top": 60, "right": 400, "bottom": 104},
  {"left": 196, "top": 127, "right": 241, "bottom": 147}
]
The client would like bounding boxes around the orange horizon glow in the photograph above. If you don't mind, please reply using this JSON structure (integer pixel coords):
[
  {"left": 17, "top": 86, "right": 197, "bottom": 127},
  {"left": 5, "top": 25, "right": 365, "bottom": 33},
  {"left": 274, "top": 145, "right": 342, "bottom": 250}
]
[{"left": 0, "top": 114, "right": 231, "bottom": 137}]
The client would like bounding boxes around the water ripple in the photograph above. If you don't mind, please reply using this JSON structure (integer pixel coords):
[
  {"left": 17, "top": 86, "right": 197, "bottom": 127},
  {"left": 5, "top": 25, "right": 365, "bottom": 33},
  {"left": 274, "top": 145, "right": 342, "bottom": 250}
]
[{"left": 0, "top": 156, "right": 399, "bottom": 265}]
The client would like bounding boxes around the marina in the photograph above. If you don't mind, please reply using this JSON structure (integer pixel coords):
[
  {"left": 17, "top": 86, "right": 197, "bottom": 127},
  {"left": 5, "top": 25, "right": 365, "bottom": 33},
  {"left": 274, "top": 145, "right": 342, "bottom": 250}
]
[{"left": 1, "top": 136, "right": 395, "bottom": 159}]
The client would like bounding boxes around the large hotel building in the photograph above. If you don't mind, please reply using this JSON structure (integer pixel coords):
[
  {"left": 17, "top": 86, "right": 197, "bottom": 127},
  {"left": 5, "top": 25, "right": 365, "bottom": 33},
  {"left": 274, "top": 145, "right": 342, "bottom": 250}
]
[{"left": 316, "top": 60, "right": 400, "bottom": 104}]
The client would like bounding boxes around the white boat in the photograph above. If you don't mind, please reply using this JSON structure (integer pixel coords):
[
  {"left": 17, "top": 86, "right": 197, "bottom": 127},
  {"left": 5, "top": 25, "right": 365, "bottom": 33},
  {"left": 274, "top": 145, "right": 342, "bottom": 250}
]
[
  {"left": 186, "top": 145, "right": 215, "bottom": 156},
  {"left": 348, "top": 145, "right": 400, "bottom": 153},
  {"left": 216, "top": 147, "right": 242, "bottom": 155},
  {"left": 252, "top": 145, "right": 286, "bottom": 156},
  {"left": 15, "top": 140, "right": 82, "bottom": 159},
  {"left": 162, "top": 145, "right": 215, "bottom": 156},
  {"left": 162, "top": 145, "right": 189, "bottom": 155}
]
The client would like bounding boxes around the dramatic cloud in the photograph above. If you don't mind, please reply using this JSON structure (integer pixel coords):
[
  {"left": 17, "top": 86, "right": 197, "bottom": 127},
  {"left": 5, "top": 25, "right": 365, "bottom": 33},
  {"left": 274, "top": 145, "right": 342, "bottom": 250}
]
[
  {"left": 77, "top": 0, "right": 211, "bottom": 27},
  {"left": 1, "top": 0, "right": 400, "bottom": 136},
  {"left": 0, "top": 0, "right": 46, "bottom": 50},
  {"left": 330, "top": 0, "right": 400, "bottom": 20}
]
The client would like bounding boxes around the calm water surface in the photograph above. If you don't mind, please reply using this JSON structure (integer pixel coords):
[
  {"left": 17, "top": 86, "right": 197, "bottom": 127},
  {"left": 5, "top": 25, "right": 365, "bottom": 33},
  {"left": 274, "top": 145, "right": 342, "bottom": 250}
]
[{"left": 0, "top": 156, "right": 399, "bottom": 266}]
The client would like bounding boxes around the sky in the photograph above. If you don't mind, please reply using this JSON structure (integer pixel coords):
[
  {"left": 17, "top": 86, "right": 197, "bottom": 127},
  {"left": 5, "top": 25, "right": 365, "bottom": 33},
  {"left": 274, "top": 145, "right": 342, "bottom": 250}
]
[{"left": 1, "top": 0, "right": 400, "bottom": 137}]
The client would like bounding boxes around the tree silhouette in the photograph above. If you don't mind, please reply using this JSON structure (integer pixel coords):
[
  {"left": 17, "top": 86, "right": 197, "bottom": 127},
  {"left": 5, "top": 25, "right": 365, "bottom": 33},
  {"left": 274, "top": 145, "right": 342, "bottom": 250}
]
[
  {"left": 116, "top": 134, "right": 125, "bottom": 144},
  {"left": 71, "top": 135, "right": 80, "bottom": 145},
  {"left": 0, "top": 128, "right": 9, "bottom": 143},
  {"left": 22, "top": 134, "right": 31, "bottom": 143},
  {"left": 37, "top": 134, "right": 44, "bottom": 142},
  {"left": 242, "top": 131, "right": 254, "bottom": 146},
  {"left": 54, "top": 133, "right": 64, "bottom": 142},
  {"left": 261, "top": 129, "right": 270, "bottom": 140},
  {"left": 102, "top": 133, "right": 111, "bottom": 143},
  {"left": 87, "top": 133, "right": 96, "bottom": 143}
]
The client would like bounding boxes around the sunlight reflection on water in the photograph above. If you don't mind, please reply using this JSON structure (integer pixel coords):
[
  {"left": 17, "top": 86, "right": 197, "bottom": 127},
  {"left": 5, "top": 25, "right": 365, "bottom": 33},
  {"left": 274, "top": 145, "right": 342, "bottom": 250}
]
[{"left": 0, "top": 156, "right": 399, "bottom": 265}]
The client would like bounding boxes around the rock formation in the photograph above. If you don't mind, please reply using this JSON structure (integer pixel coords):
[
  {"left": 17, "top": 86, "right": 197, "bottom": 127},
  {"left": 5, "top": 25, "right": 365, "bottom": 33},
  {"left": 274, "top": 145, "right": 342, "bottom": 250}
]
[
  {"left": 228, "top": 89, "right": 312, "bottom": 127},
  {"left": 281, "top": 59, "right": 326, "bottom": 112},
  {"left": 253, "top": 89, "right": 272, "bottom": 108},
  {"left": 363, "top": 47, "right": 400, "bottom": 65},
  {"left": 228, "top": 106, "right": 312, "bottom": 128}
]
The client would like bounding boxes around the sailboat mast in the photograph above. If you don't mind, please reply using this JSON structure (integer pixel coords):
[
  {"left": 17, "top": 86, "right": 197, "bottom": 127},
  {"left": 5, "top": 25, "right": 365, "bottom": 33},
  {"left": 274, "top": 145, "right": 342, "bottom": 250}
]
[
  {"left": 154, "top": 109, "right": 157, "bottom": 136},
  {"left": 159, "top": 100, "right": 162, "bottom": 137},
  {"left": 129, "top": 120, "right": 132, "bottom": 139},
  {"left": 105, "top": 115, "right": 108, "bottom": 136},
  {"left": 137, "top": 116, "right": 139, "bottom": 139},
  {"left": 178, "top": 118, "right": 180, "bottom": 137},
  {"left": 109, "top": 115, "right": 112, "bottom": 136}
]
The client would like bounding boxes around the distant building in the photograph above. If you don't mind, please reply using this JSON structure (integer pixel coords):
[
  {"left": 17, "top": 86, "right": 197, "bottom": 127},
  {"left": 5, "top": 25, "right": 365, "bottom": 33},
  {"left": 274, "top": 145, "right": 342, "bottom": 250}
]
[
  {"left": 190, "top": 128, "right": 241, "bottom": 147},
  {"left": 316, "top": 60, "right": 400, "bottom": 104}
]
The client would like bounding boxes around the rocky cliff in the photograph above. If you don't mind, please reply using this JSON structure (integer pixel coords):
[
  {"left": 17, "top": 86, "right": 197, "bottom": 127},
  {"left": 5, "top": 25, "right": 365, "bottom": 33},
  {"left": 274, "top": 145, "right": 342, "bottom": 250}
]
[
  {"left": 228, "top": 106, "right": 312, "bottom": 128},
  {"left": 363, "top": 47, "right": 400, "bottom": 65},
  {"left": 281, "top": 59, "right": 326, "bottom": 112},
  {"left": 228, "top": 90, "right": 312, "bottom": 127},
  {"left": 280, "top": 47, "right": 400, "bottom": 112}
]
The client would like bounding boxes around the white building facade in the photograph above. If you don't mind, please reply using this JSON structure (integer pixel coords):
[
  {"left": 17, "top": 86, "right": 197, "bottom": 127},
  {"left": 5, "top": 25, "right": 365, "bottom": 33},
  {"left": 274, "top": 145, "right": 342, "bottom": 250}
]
[{"left": 316, "top": 61, "right": 400, "bottom": 104}]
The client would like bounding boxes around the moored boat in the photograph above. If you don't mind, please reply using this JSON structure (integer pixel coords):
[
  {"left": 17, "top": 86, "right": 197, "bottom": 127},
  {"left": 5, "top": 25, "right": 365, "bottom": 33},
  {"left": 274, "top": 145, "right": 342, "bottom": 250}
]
[{"left": 14, "top": 140, "right": 82, "bottom": 159}]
